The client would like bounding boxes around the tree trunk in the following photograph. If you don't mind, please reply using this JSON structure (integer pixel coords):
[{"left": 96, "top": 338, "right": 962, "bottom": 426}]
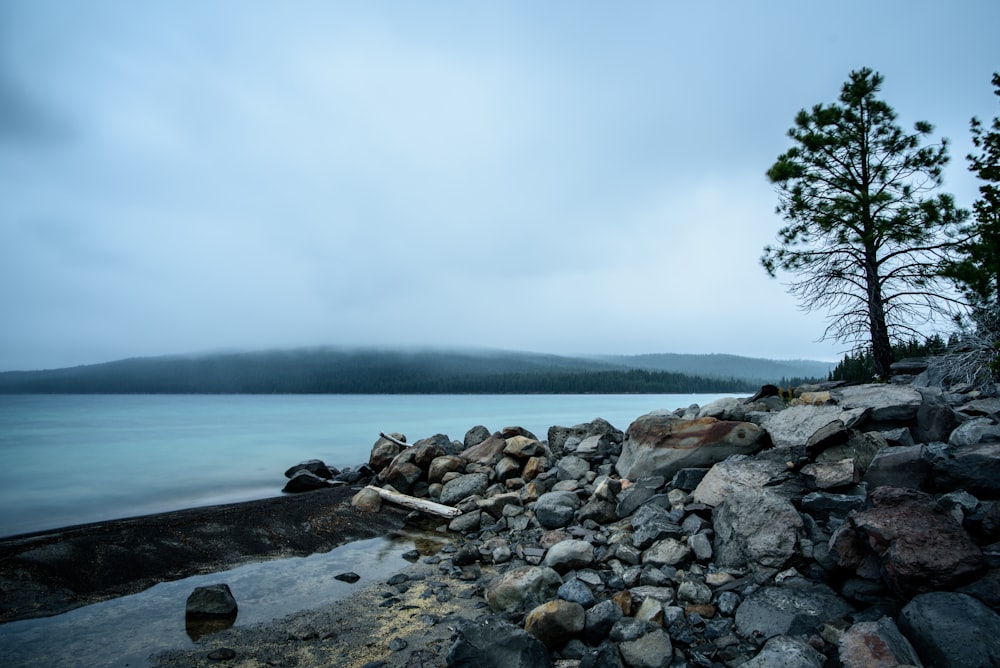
[{"left": 865, "top": 248, "right": 893, "bottom": 379}]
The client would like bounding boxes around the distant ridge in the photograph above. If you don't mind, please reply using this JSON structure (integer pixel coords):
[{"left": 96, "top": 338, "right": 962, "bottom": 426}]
[{"left": 0, "top": 347, "right": 832, "bottom": 394}]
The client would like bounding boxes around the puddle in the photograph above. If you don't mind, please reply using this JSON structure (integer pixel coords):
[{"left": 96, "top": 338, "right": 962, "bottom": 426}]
[{"left": 0, "top": 527, "right": 446, "bottom": 668}]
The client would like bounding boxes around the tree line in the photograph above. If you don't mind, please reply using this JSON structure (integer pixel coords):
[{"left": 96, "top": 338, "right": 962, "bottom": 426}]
[{"left": 763, "top": 69, "right": 1000, "bottom": 384}]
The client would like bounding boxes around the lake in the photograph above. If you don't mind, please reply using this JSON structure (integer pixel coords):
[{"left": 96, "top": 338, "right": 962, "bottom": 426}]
[{"left": 0, "top": 393, "right": 738, "bottom": 537}]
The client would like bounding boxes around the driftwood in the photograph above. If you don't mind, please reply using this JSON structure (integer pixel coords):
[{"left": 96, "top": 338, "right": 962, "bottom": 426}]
[
  {"left": 379, "top": 432, "right": 410, "bottom": 448},
  {"left": 364, "top": 485, "right": 462, "bottom": 518}
]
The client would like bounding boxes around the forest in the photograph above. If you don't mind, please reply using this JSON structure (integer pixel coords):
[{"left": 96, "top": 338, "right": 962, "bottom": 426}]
[{"left": 0, "top": 348, "right": 824, "bottom": 394}]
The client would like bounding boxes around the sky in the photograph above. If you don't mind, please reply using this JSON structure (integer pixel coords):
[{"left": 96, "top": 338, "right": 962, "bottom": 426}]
[{"left": 1, "top": 1, "right": 998, "bottom": 371}]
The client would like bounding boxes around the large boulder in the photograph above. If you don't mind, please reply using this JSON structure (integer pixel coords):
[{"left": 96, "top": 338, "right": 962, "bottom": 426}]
[
  {"left": 734, "top": 582, "right": 853, "bottom": 639},
  {"left": 692, "top": 457, "right": 789, "bottom": 506},
  {"left": 282, "top": 469, "right": 330, "bottom": 493},
  {"left": 616, "top": 415, "right": 766, "bottom": 481},
  {"left": 755, "top": 405, "right": 863, "bottom": 449},
  {"left": 368, "top": 433, "right": 405, "bottom": 472},
  {"left": 847, "top": 486, "right": 985, "bottom": 597},
  {"left": 898, "top": 591, "right": 1000, "bottom": 668},
  {"left": 485, "top": 566, "right": 562, "bottom": 613},
  {"left": 925, "top": 439, "right": 1000, "bottom": 498},
  {"left": 834, "top": 383, "right": 923, "bottom": 423},
  {"left": 186, "top": 584, "right": 238, "bottom": 618},
  {"left": 548, "top": 418, "right": 624, "bottom": 456},
  {"left": 713, "top": 489, "right": 803, "bottom": 571},
  {"left": 460, "top": 433, "right": 509, "bottom": 466},
  {"left": 838, "top": 616, "right": 923, "bottom": 668},
  {"left": 446, "top": 616, "right": 552, "bottom": 668}
]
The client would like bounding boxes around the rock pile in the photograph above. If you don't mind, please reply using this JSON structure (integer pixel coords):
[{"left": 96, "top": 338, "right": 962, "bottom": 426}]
[{"left": 343, "top": 380, "right": 1000, "bottom": 667}]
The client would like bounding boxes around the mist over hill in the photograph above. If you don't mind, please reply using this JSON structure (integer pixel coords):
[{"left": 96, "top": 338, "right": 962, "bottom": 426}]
[{"left": 0, "top": 347, "right": 833, "bottom": 394}]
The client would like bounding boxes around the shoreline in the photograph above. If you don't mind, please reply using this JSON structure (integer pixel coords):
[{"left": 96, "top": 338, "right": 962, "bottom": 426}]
[{"left": 0, "top": 485, "right": 410, "bottom": 624}]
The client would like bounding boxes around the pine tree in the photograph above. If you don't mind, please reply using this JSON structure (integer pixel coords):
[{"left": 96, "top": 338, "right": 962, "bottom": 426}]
[{"left": 763, "top": 68, "right": 966, "bottom": 379}]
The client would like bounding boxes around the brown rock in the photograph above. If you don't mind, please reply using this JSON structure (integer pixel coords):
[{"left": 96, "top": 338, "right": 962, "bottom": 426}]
[
  {"left": 460, "top": 433, "right": 509, "bottom": 466},
  {"left": 849, "top": 486, "right": 985, "bottom": 597},
  {"left": 427, "top": 455, "right": 465, "bottom": 484},
  {"left": 524, "top": 599, "right": 585, "bottom": 648}
]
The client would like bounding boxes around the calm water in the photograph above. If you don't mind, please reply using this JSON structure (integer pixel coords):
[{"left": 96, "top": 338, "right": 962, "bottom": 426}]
[{"left": 0, "top": 393, "right": 736, "bottom": 537}]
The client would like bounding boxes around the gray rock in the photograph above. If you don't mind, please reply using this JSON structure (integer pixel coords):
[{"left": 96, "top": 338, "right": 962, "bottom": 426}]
[
  {"left": 915, "top": 388, "right": 958, "bottom": 443},
  {"left": 713, "top": 489, "right": 803, "bottom": 571},
  {"left": 557, "top": 455, "right": 591, "bottom": 481},
  {"left": 446, "top": 615, "right": 552, "bottom": 668},
  {"left": 698, "top": 396, "right": 747, "bottom": 421},
  {"left": 464, "top": 425, "right": 492, "bottom": 449},
  {"left": 558, "top": 579, "right": 596, "bottom": 608},
  {"left": 577, "top": 498, "right": 618, "bottom": 525},
  {"left": 617, "top": 628, "right": 673, "bottom": 668},
  {"left": 535, "top": 491, "right": 582, "bottom": 529},
  {"left": 543, "top": 539, "right": 595, "bottom": 573},
  {"left": 838, "top": 616, "right": 922, "bottom": 668},
  {"left": 186, "top": 584, "right": 238, "bottom": 618},
  {"left": 369, "top": 433, "right": 405, "bottom": 472},
  {"left": 641, "top": 537, "right": 690, "bottom": 568},
  {"left": 284, "top": 459, "right": 335, "bottom": 479},
  {"left": 742, "top": 635, "right": 826, "bottom": 668},
  {"left": 687, "top": 533, "right": 713, "bottom": 561},
  {"left": 926, "top": 440, "right": 1000, "bottom": 497},
  {"left": 439, "top": 473, "right": 490, "bottom": 506},
  {"left": 862, "top": 444, "right": 929, "bottom": 490},
  {"left": 630, "top": 503, "right": 683, "bottom": 549},
  {"left": 755, "top": 405, "right": 855, "bottom": 448},
  {"left": 548, "top": 418, "right": 624, "bottom": 457},
  {"left": 282, "top": 469, "right": 331, "bottom": 493},
  {"left": 801, "top": 491, "right": 865, "bottom": 525},
  {"left": 734, "top": 583, "right": 853, "bottom": 639},
  {"left": 616, "top": 414, "right": 766, "bottom": 481},
  {"left": 584, "top": 599, "right": 624, "bottom": 643},
  {"left": 448, "top": 509, "right": 482, "bottom": 533},
  {"left": 576, "top": 434, "right": 619, "bottom": 461},
  {"left": 670, "top": 468, "right": 709, "bottom": 491},
  {"left": 835, "top": 383, "right": 923, "bottom": 423},
  {"left": 380, "top": 461, "right": 422, "bottom": 495},
  {"left": 899, "top": 591, "right": 1000, "bottom": 668},
  {"left": 801, "top": 459, "right": 859, "bottom": 489},
  {"left": 485, "top": 566, "right": 562, "bottom": 613},
  {"left": 579, "top": 643, "right": 625, "bottom": 668},
  {"left": 692, "top": 456, "right": 789, "bottom": 506}
]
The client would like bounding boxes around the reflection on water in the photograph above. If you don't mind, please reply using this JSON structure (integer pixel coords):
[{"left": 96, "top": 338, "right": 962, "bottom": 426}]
[{"left": 0, "top": 530, "right": 442, "bottom": 668}]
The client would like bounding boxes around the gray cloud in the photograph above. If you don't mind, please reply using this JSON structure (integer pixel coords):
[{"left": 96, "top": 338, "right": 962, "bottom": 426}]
[{"left": 1, "top": 1, "right": 997, "bottom": 370}]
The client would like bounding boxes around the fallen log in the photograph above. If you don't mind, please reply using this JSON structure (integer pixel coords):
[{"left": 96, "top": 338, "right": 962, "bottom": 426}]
[
  {"left": 379, "top": 432, "right": 410, "bottom": 448},
  {"left": 364, "top": 485, "right": 462, "bottom": 518}
]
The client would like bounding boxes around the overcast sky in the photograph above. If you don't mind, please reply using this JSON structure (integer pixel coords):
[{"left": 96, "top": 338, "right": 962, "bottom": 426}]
[{"left": 1, "top": 1, "right": 997, "bottom": 371}]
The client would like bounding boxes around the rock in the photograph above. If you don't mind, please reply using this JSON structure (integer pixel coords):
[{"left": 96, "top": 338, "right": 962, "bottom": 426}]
[
  {"left": 449, "top": 510, "right": 482, "bottom": 533},
  {"left": 916, "top": 387, "right": 959, "bottom": 442},
  {"left": 478, "top": 492, "right": 522, "bottom": 519},
  {"left": 464, "top": 425, "right": 492, "bottom": 449},
  {"left": 380, "top": 461, "right": 422, "bottom": 495},
  {"left": 558, "top": 579, "right": 596, "bottom": 608},
  {"left": 848, "top": 486, "right": 985, "bottom": 597},
  {"left": 557, "top": 455, "right": 591, "bottom": 481},
  {"left": 579, "top": 642, "right": 625, "bottom": 668},
  {"left": 548, "top": 418, "right": 624, "bottom": 457},
  {"left": 804, "top": 420, "right": 851, "bottom": 460},
  {"left": 524, "top": 599, "right": 585, "bottom": 648},
  {"left": 687, "top": 533, "right": 713, "bottom": 561},
  {"left": 617, "top": 628, "right": 673, "bottom": 668},
  {"left": 899, "top": 591, "right": 1000, "bottom": 668},
  {"left": 351, "top": 487, "right": 382, "bottom": 512},
  {"left": 334, "top": 571, "right": 361, "bottom": 583},
  {"left": 485, "top": 566, "right": 563, "bottom": 613},
  {"left": 584, "top": 599, "right": 624, "bottom": 643},
  {"left": 495, "top": 456, "right": 522, "bottom": 482},
  {"left": 439, "top": 473, "right": 490, "bottom": 506},
  {"left": 460, "top": 433, "right": 509, "bottom": 466},
  {"left": 428, "top": 455, "right": 467, "bottom": 484},
  {"left": 630, "top": 504, "right": 682, "bottom": 549},
  {"left": 576, "top": 434, "right": 619, "bottom": 461},
  {"left": 543, "top": 539, "right": 595, "bottom": 573},
  {"left": 815, "top": 431, "right": 885, "bottom": 472},
  {"left": 713, "top": 490, "right": 803, "bottom": 571},
  {"left": 186, "top": 584, "right": 238, "bottom": 618},
  {"left": 670, "top": 468, "right": 709, "bottom": 491},
  {"left": 534, "top": 491, "right": 582, "bottom": 529},
  {"left": 834, "top": 383, "right": 923, "bottom": 423},
  {"left": 691, "top": 457, "right": 789, "bottom": 506},
  {"left": 838, "top": 617, "right": 922, "bottom": 668},
  {"left": 734, "top": 582, "right": 853, "bottom": 639},
  {"left": 615, "top": 477, "right": 666, "bottom": 518},
  {"left": 616, "top": 415, "right": 766, "bottom": 481},
  {"left": 369, "top": 433, "right": 405, "bottom": 472},
  {"left": 282, "top": 469, "right": 331, "bottom": 493},
  {"left": 862, "top": 444, "right": 929, "bottom": 490},
  {"left": 756, "top": 405, "right": 856, "bottom": 448},
  {"left": 801, "top": 459, "right": 860, "bottom": 489},
  {"left": 446, "top": 615, "right": 553, "bottom": 668},
  {"left": 504, "top": 436, "right": 544, "bottom": 459},
  {"left": 641, "top": 537, "right": 690, "bottom": 568},
  {"left": 925, "top": 440, "right": 1000, "bottom": 497},
  {"left": 284, "top": 459, "right": 335, "bottom": 479},
  {"left": 742, "top": 635, "right": 826, "bottom": 668},
  {"left": 577, "top": 497, "right": 618, "bottom": 525},
  {"left": 697, "top": 396, "right": 747, "bottom": 421},
  {"left": 409, "top": 440, "right": 447, "bottom": 467},
  {"left": 800, "top": 491, "right": 865, "bottom": 525}
]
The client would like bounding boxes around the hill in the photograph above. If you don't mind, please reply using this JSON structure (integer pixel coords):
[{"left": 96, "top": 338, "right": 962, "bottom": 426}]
[
  {"left": 0, "top": 347, "right": 831, "bottom": 394},
  {"left": 595, "top": 353, "right": 834, "bottom": 385}
]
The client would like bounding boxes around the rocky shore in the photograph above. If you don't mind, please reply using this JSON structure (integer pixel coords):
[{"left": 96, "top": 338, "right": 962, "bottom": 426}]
[{"left": 7, "top": 367, "right": 1000, "bottom": 667}]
